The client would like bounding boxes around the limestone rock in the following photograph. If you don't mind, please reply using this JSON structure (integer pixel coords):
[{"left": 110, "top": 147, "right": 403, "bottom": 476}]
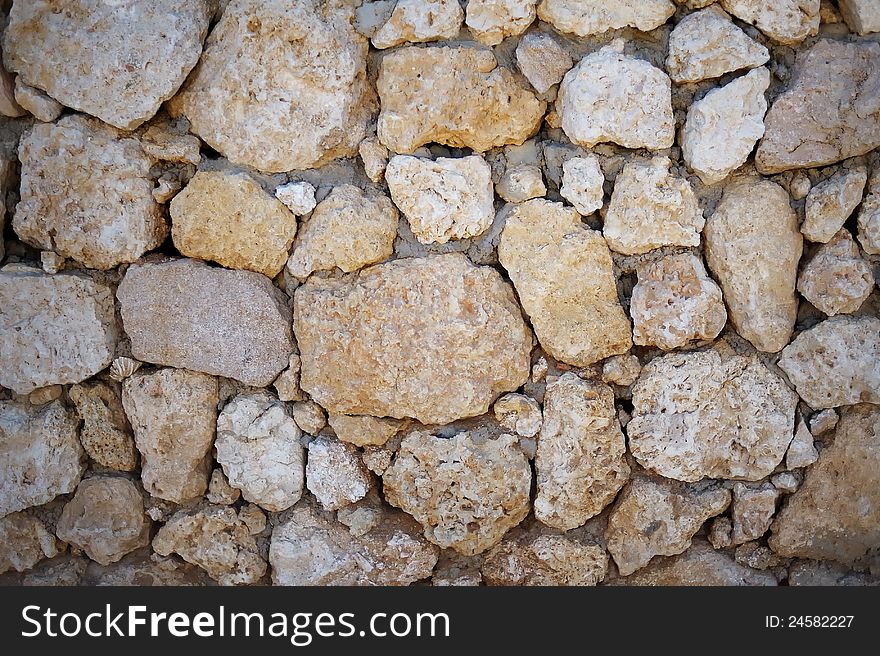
[
  {"left": 787, "top": 418, "right": 819, "bottom": 469},
  {"left": 601, "top": 354, "right": 642, "bottom": 387},
  {"left": 858, "top": 192, "right": 880, "bottom": 255},
  {"left": 499, "top": 199, "right": 632, "bottom": 366},
  {"left": 287, "top": 185, "right": 397, "bottom": 278},
  {"left": 788, "top": 560, "right": 880, "bottom": 586},
  {"left": 778, "top": 316, "right": 880, "bottom": 409},
  {"left": 13, "top": 78, "right": 63, "bottom": 122},
  {"left": 294, "top": 254, "right": 532, "bottom": 424},
  {"left": 802, "top": 167, "right": 868, "bottom": 243},
  {"left": 558, "top": 44, "right": 674, "bottom": 151},
  {"left": 731, "top": 483, "right": 779, "bottom": 545},
  {"left": 0, "top": 52, "right": 23, "bottom": 117},
  {"left": 56, "top": 477, "right": 150, "bottom": 566},
  {"left": 810, "top": 409, "right": 838, "bottom": 436},
  {"left": 681, "top": 67, "right": 770, "bottom": 185},
  {"left": 206, "top": 468, "right": 241, "bottom": 506},
  {"left": 604, "top": 157, "right": 703, "bottom": 254},
  {"left": 666, "top": 6, "right": 769, "bottom": 83},
  {"left": 122, "top": 368, "right": 218, "bottom": 503},
  {"left": 631, "top": 253, "right": 727, "bottom": 350},
  {"left": 328, "top": 415, "right": 404, "bottom": 448},
  {"left": 497, "top": 164, "right": 547, "bottom": 203},
  {"left": 274, "top": 181, "right": 316, "bottom": 216},
  {"left": 273, "top": 354, "right": 303, "bottom": 402},
  {"left": 171, "top": 0, "right": 370, "bottom": 172},
  {"left": 215, "top": 392, "right": 305, "bottom": 512},
  {"left": 432, "top": 551, "right": 483, "bottom": 586},
  {"left": 704, "top": 178, "right": 802, "bottom": 352},
  {"left": 118, "top": 258, "right": 293, "bottom": 387},
  {"left": 3, "top": 0, "right": 212, "bottom": 129},
  {"left": 306, "top": 437, "right": 372, "bottom": 511},
  {"left": 839, "top": 0, "right": 880, "bottom": 34},
  {"left": 386, "top": 155, "right": 494, "bottom": 244},
  {"left": 153, "top": 506, "right": 266, "bottom": 586},
  {"left": 493, "top": 393, "right": 542, "bottom": 438},
  {"left": 0, "top": 513, "right": 58, "bottom": 574},
  {"left": 772, "top": 472, "right": 801, "bottom": 494},
  {"left": 14, "top": 115, "right": 166, "bottom": 270},
  {"left": 69, "top": 382, "right": 138, "bottom": 472},
  {"left": 606, "top": 476, "right": 731, "bottom": 576},
  {"left": 537, "top": 0, "right": 674, "bottom": 36},
  {"left": 514, "top": 32, "right": 573, "bottom": 94},
  {"left": 482, "top": 532, "right": 607, "bottom": 585},
  {"left": 560, "top": 155, "right": 604, "bottom": 216},
  {"left": 628, "top": 349, "right": 798, "bottom": 482},
  {"left": 770, "top": 404, "right": 880, "bottom": 563},
  {"left": 171, "top": 170, "right": 297, "bottom": 278},
  {"left": 535, "top": 374, "right": 630, "bottom": 530},
  {"left": 291, "top": 401, "right": 326, "bottom": 436},
  {"left": 362, "top": 446, "right": 396, "bottom": 476},
  {"left": 466, "top": 0, "right": 537, "bottom": 45},
  {"left": 0, "top": 269, "right": 118, "bottom": 394},
  {"left": 383, "top": 431, "right": 532, "bottom": 555},
  {"left": 756, "top": 40, "right": 880, "bottom": 173},
  {"left": 377, "top": 45, "right": 545, "bottom": 153},
  {"left": 373, "top": 0, "right": 463, "bottom": 48},
  {"left": 359, "top": 138, "right": 390, "bottom": 183},
  {"left": 719, "top": 0, "right": 819, "bottom": 44},
  {"left": 0, "top": 400, "right": 84, "bottom": 518},
  {"left": 797, "top": 229, "right": 874, "bottom": 316},
  {"left": 708, "top": 517, "right": 733, "bottom": 549}
]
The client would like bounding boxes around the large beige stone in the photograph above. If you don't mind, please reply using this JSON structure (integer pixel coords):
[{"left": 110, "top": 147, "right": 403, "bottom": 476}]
[
  {"left": 373, "top": 0, "right": 463, "bottom": 48},
  {"left": 756, "top": 40, "right": 880, "bottom": 173},
  {"left": 306, "top": 437, "right": 372, "bottom": 511},
  {"left": 0, "top": 268, "right": 118, "bottom": 394},
  {"left": 383, "top": 431, "right": 532, "bottom": 555},
  {"left": 0, "top": 513, "right": 58, "bottom": 574},
  {"left": 535, "top": 374, "right": 629, "bottom": 530},
  {"left": 466, "top": 0, "right": 537, "bottom": 46},
  {"left": 802, "top": 167, "right": 868, "bottom": 243},
  {"left": 839, "top": 0, "right": 880, "bottom": 34},
  {"left": 117, "top": 258, "right": 293, "bottom": 387},
  {"left": 719, "top": 0, "right": 819, "bottom": 44},
  {"left": 514, "top": 32, "right": 573, "bottom": 94},
  {"left": 294, "top": 254, "right": 532, "bottom": 425},
  {"left": 170, "top": 0, "right": 370, "bottom": 172},
  {"left": 797, "top": 229, "right": 874, "bottom": 316},
  {"left": 3, "top": 0, "right": 212, "bottom": 129},
  {"left": 328, "top": 415, "right": 403, "bottom": 448},
  {"left": 704, "top": 178, "right": 802, "bottom": 352},
  {"left": 499, "top": 199, "right": 632, "bottom": 366},
  {"left": 69, "top": 382, "right": 138, "bottom": 472},
  {"left": 170, "top": 170, "right": 297, "bottom": 278},
  {"left": 482, "top": 531, "right": 607, "bottom": 586},
  {"left": 628, "top": 348, "right": 798, "bottom": 482},
  {"left": 14, "top": 115, "right": 166, "bottom": 270},
  {"left": 122, "top": 368, "right": 218, "bottom": 503},
  {"left": 377, "top": 45, "right": 545, "bottom": 153},
  {"left": 537, "top": 0, "right": 674, "bottom": 36}
]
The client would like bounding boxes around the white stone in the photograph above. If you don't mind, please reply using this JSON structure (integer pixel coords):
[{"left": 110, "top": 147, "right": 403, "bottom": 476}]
[
  {"left": 274, "top": 181, "right": 317, "bottom": 216},
  {"left": 306, "top": 438, "right": 372, "bottom": 511},
  {"left": 466, "top": 0, "right": 538, "bottom": 45},
  {"left": 13, "top": 77, "right": 62, "bottom": 122},
  {"left": 372, "top": 0, "right": 463, "bottom": 49},
  {"left": 802, "top": 167, "right": 868, "bottom": 243},
  {"left": 719, "top": 0, "right": 820, "bottom": 44},
  {"left": 537, "top": 0, "right": 675, "bottom": 36},
  {"left": 560, "top": 155, "right": 604, "bottom": 215}
]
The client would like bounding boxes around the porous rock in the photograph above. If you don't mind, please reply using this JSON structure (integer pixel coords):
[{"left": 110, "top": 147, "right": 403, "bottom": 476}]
[
  {"left": 306, "top": 437, "right": 372, "bottom": 511},
  {"left": 497, "top": 164, "right": 547, "bottom": 203},
  {"left": 466, "top": 0, "right": 538, "bottom": 46},
  {"left": 0, "top": 513, "right": 58, "bottom": 574},
  {"left": 802, "top": 167, "right": 868, "bottom": 243},
  {"left": 560, "top": 155, "right": 604, "bottom": 216},
  {"left": 493, "top": 393, "right": 542, "bottom": 438},
  {"left": 291, "top": 401, "right": 326, "bottom": 436},
  {"left": 482, "top": 531, "right": 608, "bottom": 586},
  {"left": 69, "top": 382, "right": 138, "bottom": 472},
  {"left": 514, "top": 32, "right": 573, "bottom": 94},
  {"left": 731, "top": 483, "right": 780, "bottom": 545},
  {"left": 328, "top": 415, "right": 404, "bottom": 448},
  {"left": 719, "top": 0, "right": 819, "bottom": 44},
  {"left": 797, "top": 229, "right": 874, "bottom": 316},
  {"left": 274, "top": 181, "right": 317, "bottom": 216},
  {"left": 373, "top": 0, "right": 463, "bottom": 49},
  {"left": 537, "top": 0, "right": 675, "bottom": 36}
]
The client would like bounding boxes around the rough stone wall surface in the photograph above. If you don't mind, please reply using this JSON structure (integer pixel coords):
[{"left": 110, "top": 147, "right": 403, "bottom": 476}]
[{"left": 0, "top": 0, "right": 877, "bottom": 588}]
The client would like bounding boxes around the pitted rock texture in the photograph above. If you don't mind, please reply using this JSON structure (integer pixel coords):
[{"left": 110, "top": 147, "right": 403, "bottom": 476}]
[
  {"left": 560, "top": 155, "right": 604, "bottom": 216},
  {"left": 306, "top": 437, "right": 372, "bottom": 511},
  {"left": 537, "top": 0, "right": 675, "bottom": 36},
  {"left": 481, "top": 531, "right": 608, "bottom": 586},
  {"left": 373, "top": 0, "right": 463, "bottom": 48},
  {"left": 797, "top": 229, "right": 874, "bottom": 316},
  {"left": 69, "top": 382, "right": 138, "bottom": 472},
  {"left": 718, "top": 0, "right": 819, "bottom": 44},
  {"left": 328, "top": 415, "right": 404, "bottom": 448},
  {"left": 0, "top": 513, "right": 58, "bottom": 574},
  {"left": 802, "top": 167, "right": 868, "bottom": 243},
  {"left": 466, "top": 0, "right": 538, "bottom": 46}
]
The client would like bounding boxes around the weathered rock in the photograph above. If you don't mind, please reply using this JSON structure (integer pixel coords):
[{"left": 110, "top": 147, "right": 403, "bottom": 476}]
[
  {"left": 631, "top": 253, "right": 727, "bottom": 350},
  {"left": 0, "top": 513, "right": 58, "bottom": 574},
  {"left": 432, "top": 551, "right": 483, "bottom": 586},
  {"left": 77, "top": 549, "right": 212, "bottom": 586},
  {"left": 788, "top": 559, "right": 880, "bottom": 586},
  {"left": 839, "top": 0, "right": 880, "bottom": 34},
  {"left": 535, "top": 374, "right": 630, "bottom": 530},
  {"left": 731, "top": 483, "right": 780, "bottom": 545},
  {"left": 171, "top": 0, "right": 370, "bottom": 172},
  {"left": 373, "top": 0, "right": 463, "bottom": 48},
  {"left": 703, "top": 178, "right": 802, "bottom": 352},
  {"left": 287, "top": 185, "right": 397, "bottom": 278},
  {"left": 274, "top": 181, "right": 316, "bottom": 216},
  {"left": 466, "top": 0, "right": 537, "bottom": 45},
  {"left": 514, "top": 32, "right": 573, "bottom": 94},
  {"left": 13, "top": 78, "right": 63, "bottom": 122},
  {"left": 153, "top": 506, "right": 266, "bottom": 586},
  {"left": 493, "top": 393, "right": 542, "bottom": 438},
  {"left": 560, "top": 155, "right": 604, "bottom": 216},
  {"left": 770, "top": 404, "right": 880, "bottom": 563},
  {"left": 118, "top": 258, "right": 293, "bottom": 387},
  {"left": 56, "top": 477, "right": 150, "bottom": 566},
  {"left": 482, "top": 532, "right": 607, "bottom": 586},
  {"left": 857, "top": 187, "right": 880, "bottom": 255},
  {"left": 377, "top": 45, "right": 545, "bottom": 153},
  {"left": 215, "top": 392, "right": 305, "bottom": 513},
  {"left": 798, "top": 229, "right": 874, "bottom": 316},
  {"left": 121, "top": 368, "right": 218, "bottom": 503},
  {"left": 601, "top": 354, "right": 642, "bottom": 387},
  {"left": 681, "top": 67, "right": 770, "bottom": 185},
  {"left": 778, "top": 316, "right": 880, "bottom": 408},
  {"left": 802, "top": 167, "right": 868, "bottom": 243},
  {"left": 497, "top": 164, "right": 547, "bottom": 203},
  {"left": 787, "top": 418, "right": 819, "bottom": 469},
  {"left": 359, "top": 137, "right": 389, "bottom": 184},
  {"left": 171, "top": 170, "right": 297, "bottom": 278},
  {"left": 306, "top": 437, "right": 372, "bottom": 511},
  {"left": 606, "top": 476, "right": 731, "bottom": 576},
  {"left": 772, "top": 471, "right": 801, "bottom": 494},
  {"left": 362, "top": 446, "right": 396, "bottom": 476},
  {"left": 810, "top": 409, "right": 839, "bottom": 436},
  {"left": 69, "top": 382, "right": 138, "bottom": 472},
  {"left": 386, "top": 155, "right": 494, "bottom": 244},
  {"left": 666, "top": 5, "right": 769, "bottom": 83},
  {"left": 708, "top": 516, "right": 733, "bottom": 549},
  {"left": 294, "top": 254, "right": 532, "bottom": 424},
  {"left": 0, "top": 400, "right": 84, "bottom": 518},
  {"left": 628, "top": 349, "right": 798, "bottom": 482},
  {"left": 756, "top": 40, "right": 880, "bottom": 173},
  {"left": 537, "top": 0, "right": 674, "bottom": 36},
  {"left": 604, "top": 157, "right": 703, "bottom": 254},
  {"left": 14, "top": 115, "right": 166, "bottom": 270},
  {"left": 499, "top": 199, "right": 632, "bottom": 366},
  {"left": 273, "top": 353, "right": 304, "bottom": 403},
  {"left": 383, "top": 431, "right": 532, "bottom": 555},
  {"left": 291, "top": 401, "right": 326, "bottom": 436},
  {"left": 0, "top": 51, "right": 23, "bottom": 117},
  {"left": 558, "top": 43, "right": 674, "bottom": 151},
  {"left": 206, "top": 468, "right": 241, "bottom": 506},
  {"left": 0, "top": 268, "right": 118, "bottom": 394},
  {"left": 28, "top": 386, "right": 62, "bottom": 406},
  {"left": 719, "top": 0, "right": 819, "bottom": 44},
  {"left": 3, "top": 0, "right": 212, "bottom": 129},
  {"left": 328, "top": 415, "right": 404, "bottom": 448}
]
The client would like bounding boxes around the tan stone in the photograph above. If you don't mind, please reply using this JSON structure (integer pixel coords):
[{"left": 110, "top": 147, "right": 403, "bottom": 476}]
[
  {"left": 857, "top": 189, "right": 880, "bottom": 255},
  {"left": 28, "top": 386, "right": 62, "bottom": 406},
  {"left": 206, "top": 468, "right": 240, "bottom": 506},
  {"left": 719, "top": 0, "right": 819, "bottom": 44},
  {"left": 482, "top": 532, "right": 607, "bottom": 586},
  {"left": 788, "top": 560, "right": 880, "bottom": 586},
  {"left": 560, "top": 155, "right": 604, "bottom": 216},
  {"left": 306, "top": 437, "right": 372, "bottom": 511},
  {"left": 601, "top": 354, "right": 642, "bottom": 387},
  {"left": 291, "top": 401, "right": 326, "bottom": 436},
  {"left": 466, "top": 0, "right": 537, "bottom": 45},
  {"left": 809, "top": 409, "right": 838, "bottom": 436},
  {"left": 328, "top": 415, "right": 404, "bottom": 448},
  {"left": 497, "top": 164, "right": 546, "bottom": 203},
  {"left": 839, "top": 0, "right": 880, "bottom": 34},
  {"left": 0, "top": 49, "right": 24, "bottom": 117},
  {"left": 708, "top": 516, "right": 733, "bottom": 549},
  {"left": 273, "top": 354, "right": 304, "bottom": 403},
  {"left": 139, "top": 122, "right": 202, "bottom": 166},
  {"left": 0, "top": 513, "right": 58, "bottom": 574},
  {"left": 359, "top": 138, "right": 390, "bottom": 183},
  {"left": 798, "top": 229, "right": 874, "bottom": 316},
  {"left": 802, "top": 167, "right": 868, "bottom": 243},
  {"left": 432, "top": 551, "right": 483, "bottom": 586},
  {"left": 731, "top": 483, "right": 780, "bottom": 545},
  {"left": 493, "top": 393, "right": 542, "bottom": 438},
  {"left": 373, "top": 0, "right": 463, "bottom": 48},
  {"left": 69, "top": 382, "right": 138, "bottom": 471},
  {"left": 514, "top": 32, "right": 573, "bottom": 94},
  {"left": 537, "top": 0, "right": 674, "bottom": 36},
  {"left": 786, "top": 418, "right": 818, "bottom": 469},
  {"left": 13, "top": 77, "right": 63, "bottom": 122}
]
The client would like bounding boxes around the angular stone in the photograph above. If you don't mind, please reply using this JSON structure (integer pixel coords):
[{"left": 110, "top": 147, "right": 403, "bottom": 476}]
[
  {"left": 0, "top": 513, "right": 58, "bottom": 574},
  {"left": 273, "top": 354, "right": 303, "bottom": 403},
  {"left": 482, "top": 532, "right": 607, "bottom": 586},
  {"left": 121, "top": 368, "right": 218, "bottom": 503},
  {"left": 274, "top": 181, "right": 316, "bottom": 216},
  {"left": 359, "top": 137, "right": 390, "bottom": 183},
  {"left": 772, "top": 471, "right": 801, "bottom": 494},
  {"left": 294, "top": 254, "right": 532, "bottom": 424},
  {"left": 756, "top": 40, "right": 880, "bottom": 173},
  {"left": 215, "top": 392, "right": 305, "bottom": 513},
  {"left": 787, "top": 418, "right": 819, "bottom": 469},
  {"left": 493, "top": 393, "right": 542, "bottom": 438},
  {"left": 466, "top": 0, "right": 537, "bottom": 45},
  {"left": 291, "top": 401, "right": 326, "bottom": 436},
  {"left": 839, "top": 0, "right": 880, "bottom": 34},
  {"left": 601, "top": 354, "right": 642, "bottom": 387},
  {"left": 682, "top": 67, "right": 770, "bottom": 185},
  {"left": 497, "top": 164, "right": 547, "bottom": 203},
  {"left": 631, "top": 253, "right": 727, "bottom": 350},
  {"left": 386, "top": 155, "right": 494, "bottom": 244},
  {"left": 515, "top": 32, "right": 573, "bottom": 94},
  {"left": 373, "top": 0, "right": 463, "bottom": 48},
  {"left": 628, "top": 349, "right": 798, "bottom": 482},
  {"left": 558, "top": 43, "right": 674, "bottom": 151},
  {"left": 0, "top": 51, "right": 23, "bottom": 118},
  {"left": 560, "top": 155, "right": 604, "bottom": 216},
  {"left": 383, "top": 431, "right": 532, "bottom": 555},
  {"left": 802, "top": 167, "right": 868, "bottom": 243},
  {"left": 171, "top": 170, "right": 297, "bottom": 278},
  {"left": 704, "top": 178, "right": 802, "bottom": 352},
  {"left": 537, "top": 0, "right": 674, "bottom": 36},
  {"left": 306, "top": 437, "right": 372, "bottom": 511},
  {"left": 206, "top": 468, "right": 240, "bottom": 506},
  {"left": 69, "top": 382, "right": 137, "bottom": 472},
  {"left": 535, "top": 374, "right": 630, "bottom": 530},
  {"left": 0, "top": 400, "right": 84, "bottom": 518},
  {"left": 118, "top": 258, "right": 293, "bottom": 387},
  {"left": 3, "top": 0, "right": 212, "bottom": 129},
  {"left": 731, "top": 483, "right": 780, "bottom": 545},
  {"left": 858, "top": 192, "right": 880, "bottom": 255},
  {"left": 328, "top": 415, "right": 404, "bottom": 448},
  {"left": 170, "top": 0, "right": 369, "bottom": 172},
  {"left": 770, "top": 404, "right": 880, "bottom": 563},
  {"left": 286, "top": 185, "right": 397, "bottom": 278},
  {"left": 14, "top": 115, "right": 166, "bottom": 269},
  {"left": 0, "top": 269, "right": 118, "bottom": 394},
  {"left": 666, "top": 5, "right": 769, "bottom": 83},
  {"left": 13, "top": 78, "right": 63, "bottom": 122},
  {"left": 778, "top": 316, "right": 880, "bottom": 409},
  {"left": 809, "top": 409, "right": 838, "bottom": 436},
  {"left": 798, "top": 229, "right": 874, "bottom": 316},
  {"left": 499, "top": 199, "right": 632, "bottom": 366},
  {"left": 708, "top": 517, "right": 733, "bottom": 549},
  {"left": 719, "top": 0, "right": 819, "bottom": 44},
  {"left": 377, "top": 45, "right": 545, "bottom": 153}
]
